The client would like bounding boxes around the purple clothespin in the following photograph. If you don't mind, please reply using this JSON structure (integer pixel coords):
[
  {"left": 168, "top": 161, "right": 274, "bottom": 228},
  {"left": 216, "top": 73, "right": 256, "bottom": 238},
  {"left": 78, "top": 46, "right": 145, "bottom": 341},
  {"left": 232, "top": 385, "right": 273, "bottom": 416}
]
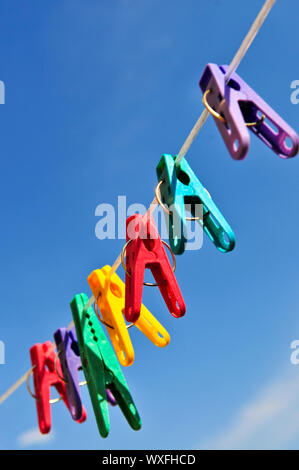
[
  {"left": 199, "top": 63, "right": 299, "bottom": 160},
  {"left": 54, "top": 327, "right": 86, "bottom": 421},
  {"left": 54, "top": 327, "right": 116, "bottom": 420},
  {"left": 106, "top": 388, "right": 117, "bottom": 406}
]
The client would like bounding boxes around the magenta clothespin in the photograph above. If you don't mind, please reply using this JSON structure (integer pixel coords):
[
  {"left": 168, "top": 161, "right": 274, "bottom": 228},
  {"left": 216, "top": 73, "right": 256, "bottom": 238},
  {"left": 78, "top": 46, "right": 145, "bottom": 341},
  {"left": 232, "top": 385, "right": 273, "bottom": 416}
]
[{"left": 199, "top": 63, "right": 299, "bottom": 160}]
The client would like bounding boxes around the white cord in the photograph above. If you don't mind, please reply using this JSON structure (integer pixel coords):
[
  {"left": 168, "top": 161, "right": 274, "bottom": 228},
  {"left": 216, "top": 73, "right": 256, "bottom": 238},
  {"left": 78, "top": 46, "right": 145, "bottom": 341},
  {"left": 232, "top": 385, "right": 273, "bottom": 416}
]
[
  {"left": 175, "top": 0, "right": 277, "bottom": 167},
  {"left": 224, "top": 0, "right": 277, "bottom": 81},
  {"left": 0, "top": 369, "right": 34, "bottom": 405}
]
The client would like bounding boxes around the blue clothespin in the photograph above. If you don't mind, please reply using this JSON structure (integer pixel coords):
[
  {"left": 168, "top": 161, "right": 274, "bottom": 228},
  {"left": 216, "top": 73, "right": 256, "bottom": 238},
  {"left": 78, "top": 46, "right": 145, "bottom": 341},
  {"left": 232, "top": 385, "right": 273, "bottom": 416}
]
[{"left": 156, "top": 154, "right": 235, "bottom": 255}]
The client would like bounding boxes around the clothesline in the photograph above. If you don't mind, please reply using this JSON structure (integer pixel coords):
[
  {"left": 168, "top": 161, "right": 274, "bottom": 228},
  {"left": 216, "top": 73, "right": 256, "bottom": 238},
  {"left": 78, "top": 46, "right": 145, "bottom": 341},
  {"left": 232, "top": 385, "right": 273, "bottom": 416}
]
[{"left": 0, "top": 0, "right": 277, "bottom": 407}]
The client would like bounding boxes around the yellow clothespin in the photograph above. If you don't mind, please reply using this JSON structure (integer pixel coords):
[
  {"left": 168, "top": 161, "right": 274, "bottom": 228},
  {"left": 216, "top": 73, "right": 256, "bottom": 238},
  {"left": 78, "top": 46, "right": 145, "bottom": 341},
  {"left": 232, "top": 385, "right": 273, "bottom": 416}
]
[{"left": 87, "top": 265, "right": 170, "bottom": 367}]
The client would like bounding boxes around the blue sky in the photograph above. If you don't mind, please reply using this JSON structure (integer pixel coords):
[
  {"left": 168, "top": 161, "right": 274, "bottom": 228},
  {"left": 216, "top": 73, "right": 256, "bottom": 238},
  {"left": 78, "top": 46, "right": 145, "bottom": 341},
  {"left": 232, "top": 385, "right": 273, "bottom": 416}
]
[{"left": 0, "top": 0, "right": 299, "bottom": 450}]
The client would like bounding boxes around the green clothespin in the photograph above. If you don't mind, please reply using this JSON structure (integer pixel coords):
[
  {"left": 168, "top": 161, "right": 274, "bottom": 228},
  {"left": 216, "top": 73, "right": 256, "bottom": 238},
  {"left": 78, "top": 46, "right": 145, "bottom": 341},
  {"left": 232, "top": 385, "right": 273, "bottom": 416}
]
[
  {"left": 70, "top": 293, "right": 142, "bottom": 438},
  {"left": 156, "top": 154, "right": 236, "bottom": 255}
]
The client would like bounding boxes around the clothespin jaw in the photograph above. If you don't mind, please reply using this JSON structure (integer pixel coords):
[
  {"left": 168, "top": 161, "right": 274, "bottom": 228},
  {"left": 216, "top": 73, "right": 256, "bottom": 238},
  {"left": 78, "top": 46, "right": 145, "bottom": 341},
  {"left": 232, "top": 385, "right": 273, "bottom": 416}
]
[
  {"left": 88, "top": 266, "right": 170, "bottom": 366},
  {"left": 29, "top": 341, "right": 72, "bottom": 434},
  {"left": 125, "top": 213, "right": 186, "bottom": 323},
  {"left": 156, "top": 153, "right": 236, "bottom": 254},
  {"left": 199, "top": 63, "right": 299, "bottom": 160},
  {"left": 54, "top": 327, "right": 87, "bottom": 422},
  {"left": 70, "top": 293, "right": 142, "bottom": 438}
]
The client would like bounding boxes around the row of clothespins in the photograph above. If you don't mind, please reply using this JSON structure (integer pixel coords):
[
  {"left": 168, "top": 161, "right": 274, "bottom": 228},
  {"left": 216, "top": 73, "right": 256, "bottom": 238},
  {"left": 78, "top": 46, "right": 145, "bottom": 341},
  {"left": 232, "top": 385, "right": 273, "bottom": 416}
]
[{"left": 27, "top": 63, "right": 299, "bottom": 438}]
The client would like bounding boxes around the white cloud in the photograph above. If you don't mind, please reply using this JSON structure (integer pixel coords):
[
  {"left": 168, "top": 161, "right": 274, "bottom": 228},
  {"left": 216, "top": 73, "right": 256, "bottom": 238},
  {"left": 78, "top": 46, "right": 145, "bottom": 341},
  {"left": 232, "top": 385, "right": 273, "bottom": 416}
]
[
  {"left": 200, "top": 372, "right": 299, "bottom": 450},
  {"left": 18, "top": 427, "right": 55, "bottom": 448}
]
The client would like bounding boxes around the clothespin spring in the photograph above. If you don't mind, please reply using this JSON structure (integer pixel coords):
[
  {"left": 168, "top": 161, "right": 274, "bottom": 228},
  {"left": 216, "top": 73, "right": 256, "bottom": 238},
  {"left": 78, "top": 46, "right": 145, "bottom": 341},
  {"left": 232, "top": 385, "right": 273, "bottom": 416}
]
[
  {"left": 94, "top": 293, "right": 135, "bottom": 330},
  {"left": 155, "top": 179, "right": 211, "bottom": 222},
  {"left": 202, "top": 89, "right": 266, "bottom": 127},
  {"left": 121, "top": 238, "right": 176, "bottom": 287},
  {"left": 26, "top": 367, "right": 62, "bottom": 405},
  {"left": 27, "top": 356, "right": 87, "bottom": 404}
]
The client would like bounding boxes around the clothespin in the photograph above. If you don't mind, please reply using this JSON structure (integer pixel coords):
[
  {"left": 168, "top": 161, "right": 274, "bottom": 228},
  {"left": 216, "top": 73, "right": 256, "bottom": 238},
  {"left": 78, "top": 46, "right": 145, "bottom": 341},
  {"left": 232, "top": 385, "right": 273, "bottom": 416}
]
[
  {"left": 199, "top": 63, "right": 299, "bottom": 160},
  {"left": 156, "top": 153, "right": 235, "bottom": 255},
  {"left": 88, "top": 265, "right": 170, "bottom": 367},
  {"left": 54, "top": 327, "right": 116, "bottom": 421},
  {"left": 124, "top": 213, "right": 186, "bottom": 323},
  {"left": 53, "top": 328, "right": 87, "bottom": 421},
  {"left": 29, "top": 341, "right": 84, "bottom": 434},
  {"left": 54, "top": 328, "right": 116, "bottom": 414},
  {"left": 70, "top": 293, "right": 142, "bottom": 438}
]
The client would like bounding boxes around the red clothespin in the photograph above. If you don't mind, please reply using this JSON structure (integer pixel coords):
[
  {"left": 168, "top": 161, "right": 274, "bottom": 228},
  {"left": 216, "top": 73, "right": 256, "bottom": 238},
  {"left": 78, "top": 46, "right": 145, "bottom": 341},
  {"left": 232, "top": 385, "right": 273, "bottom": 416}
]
[
  {"left": 30, "top": 341, "right": 86, "bottom": 434},
  {"left": 124, "top": 213, "right": 186, "bottom": 323}
]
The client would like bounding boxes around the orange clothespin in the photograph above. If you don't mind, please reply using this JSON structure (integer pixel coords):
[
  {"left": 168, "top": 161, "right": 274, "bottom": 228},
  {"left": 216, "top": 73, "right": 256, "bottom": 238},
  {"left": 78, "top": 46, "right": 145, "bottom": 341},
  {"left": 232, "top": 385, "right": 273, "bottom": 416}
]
[{"left": 87, "top": 265, "right": 170, "bottom": 367}]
